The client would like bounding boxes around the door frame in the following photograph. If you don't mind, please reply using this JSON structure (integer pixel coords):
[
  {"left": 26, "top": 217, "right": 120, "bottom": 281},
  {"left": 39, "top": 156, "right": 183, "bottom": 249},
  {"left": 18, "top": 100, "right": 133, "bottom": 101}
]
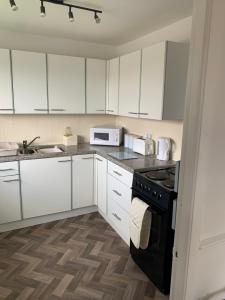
[{"left": 170, "top": 0, "right": 212, "bottom": 299}]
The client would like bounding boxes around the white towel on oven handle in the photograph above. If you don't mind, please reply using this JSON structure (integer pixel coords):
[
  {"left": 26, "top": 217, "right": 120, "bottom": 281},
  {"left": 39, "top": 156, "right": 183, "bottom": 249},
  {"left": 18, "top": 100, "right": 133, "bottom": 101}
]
[{"left": 129, "top": 197, "right": 152, "bottom": 249}]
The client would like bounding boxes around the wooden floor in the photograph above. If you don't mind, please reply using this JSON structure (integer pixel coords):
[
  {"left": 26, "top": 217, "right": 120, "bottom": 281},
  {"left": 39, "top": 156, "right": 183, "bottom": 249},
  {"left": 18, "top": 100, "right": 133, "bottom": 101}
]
[{"left": 0, "top": 212, "right": 168, "bottom": 300}]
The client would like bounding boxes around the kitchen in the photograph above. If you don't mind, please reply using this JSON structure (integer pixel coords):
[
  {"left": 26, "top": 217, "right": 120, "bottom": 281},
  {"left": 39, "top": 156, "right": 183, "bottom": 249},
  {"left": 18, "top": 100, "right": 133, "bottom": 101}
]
[{"left": 1, "top": 1, "right": 225, "bottom": 300}]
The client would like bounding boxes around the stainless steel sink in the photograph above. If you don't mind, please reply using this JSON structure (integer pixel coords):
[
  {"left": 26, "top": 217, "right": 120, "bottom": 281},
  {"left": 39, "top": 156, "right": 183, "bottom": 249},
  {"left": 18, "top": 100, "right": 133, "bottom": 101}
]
[
  {"left": 37, "top": 146, "right": 64, "bottom": 154},
  {"left": 18, "top": 145, "right": 64, "bottom": 155},
  {"left": 19, "top": 148, "right": 38, "bottom": 155}
]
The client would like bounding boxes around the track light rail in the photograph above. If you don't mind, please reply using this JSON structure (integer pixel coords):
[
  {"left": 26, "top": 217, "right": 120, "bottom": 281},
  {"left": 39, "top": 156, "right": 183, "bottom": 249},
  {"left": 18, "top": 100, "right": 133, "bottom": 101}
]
[{"left": 43, "top": 0, "right": 102, "bottom": 14}]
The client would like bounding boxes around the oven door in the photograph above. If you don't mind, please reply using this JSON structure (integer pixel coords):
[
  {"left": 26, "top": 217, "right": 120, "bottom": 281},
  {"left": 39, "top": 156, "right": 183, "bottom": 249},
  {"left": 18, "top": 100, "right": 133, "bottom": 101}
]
[{"left": 130, "top": 191, "right": 174, "bottom": 294}]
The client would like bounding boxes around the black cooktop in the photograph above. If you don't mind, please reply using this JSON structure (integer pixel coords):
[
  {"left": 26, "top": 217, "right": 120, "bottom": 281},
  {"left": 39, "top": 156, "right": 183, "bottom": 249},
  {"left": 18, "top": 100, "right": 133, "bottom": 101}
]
[{"left": 140, "top": 167, "right": 176, "bottom": 191}]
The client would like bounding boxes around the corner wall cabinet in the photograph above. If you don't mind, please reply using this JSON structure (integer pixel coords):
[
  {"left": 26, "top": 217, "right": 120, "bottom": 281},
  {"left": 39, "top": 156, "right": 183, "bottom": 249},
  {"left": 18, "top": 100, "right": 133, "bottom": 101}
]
[
  {"left": 106, "top": 57, "right": 119, "bottom": 115},
  {"left": 86, "top": 58, "right": 106, "bottom": 114},
  {"left": 12, "top": 50, "right": 48, "bottom": 114},
  {"left": 118, "top": 50, "right": 141, "bottom": 118}
]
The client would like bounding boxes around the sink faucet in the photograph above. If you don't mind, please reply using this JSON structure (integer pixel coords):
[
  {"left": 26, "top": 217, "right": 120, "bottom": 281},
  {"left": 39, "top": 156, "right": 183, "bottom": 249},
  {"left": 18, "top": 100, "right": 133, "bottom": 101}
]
[{"left": 23, "top": 136, "right": 40, "bottom": 150}]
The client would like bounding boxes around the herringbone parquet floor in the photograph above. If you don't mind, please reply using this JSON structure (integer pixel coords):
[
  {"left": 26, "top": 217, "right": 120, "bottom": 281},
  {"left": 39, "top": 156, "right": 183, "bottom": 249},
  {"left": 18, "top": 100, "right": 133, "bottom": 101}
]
[{"left": 0, "top": 212, "right": 168, "bottom": 300}]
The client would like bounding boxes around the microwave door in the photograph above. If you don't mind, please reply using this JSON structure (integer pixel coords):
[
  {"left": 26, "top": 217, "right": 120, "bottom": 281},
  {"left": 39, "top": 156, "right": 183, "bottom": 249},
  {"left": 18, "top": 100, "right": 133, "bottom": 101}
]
[{"left": 94, "top": 132, "right": 110, "bottom": 142}]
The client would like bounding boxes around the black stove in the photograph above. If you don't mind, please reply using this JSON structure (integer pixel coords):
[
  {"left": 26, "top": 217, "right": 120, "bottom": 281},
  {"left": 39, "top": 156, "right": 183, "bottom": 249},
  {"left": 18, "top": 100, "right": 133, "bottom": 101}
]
[
  {"left": 143, "top": 167, "right": 176, "bottom": 190},
  {"left": 130, "top": 166, "right": 178, "bottom": 294}
]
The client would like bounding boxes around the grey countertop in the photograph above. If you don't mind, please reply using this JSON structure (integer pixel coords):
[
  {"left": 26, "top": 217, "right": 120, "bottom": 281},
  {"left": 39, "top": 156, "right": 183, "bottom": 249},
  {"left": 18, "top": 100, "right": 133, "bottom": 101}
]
[{"left": 0, "top": 143, "right": 176, "bottom": 173}]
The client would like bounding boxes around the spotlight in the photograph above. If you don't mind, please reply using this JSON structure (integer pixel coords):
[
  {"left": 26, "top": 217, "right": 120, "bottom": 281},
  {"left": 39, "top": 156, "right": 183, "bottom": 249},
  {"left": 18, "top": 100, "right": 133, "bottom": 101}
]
[
  {"left": 94, "top": 12, "right": 101, "bottom": 24},
  {"left": 40, "top": 1, "right": 46, "bottom": 17},
  {"left": 68, "top": 7, "right": 74, "bottom": 22},
  {"left": 9, "top": 0, "right": 18, "bottom": 11}
]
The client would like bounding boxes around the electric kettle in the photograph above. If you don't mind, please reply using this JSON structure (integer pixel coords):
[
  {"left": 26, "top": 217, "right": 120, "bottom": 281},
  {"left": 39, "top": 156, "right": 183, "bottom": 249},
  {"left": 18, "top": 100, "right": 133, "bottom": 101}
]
[{"left": 156, "top": 137, "right": 171, "bottom": 161}]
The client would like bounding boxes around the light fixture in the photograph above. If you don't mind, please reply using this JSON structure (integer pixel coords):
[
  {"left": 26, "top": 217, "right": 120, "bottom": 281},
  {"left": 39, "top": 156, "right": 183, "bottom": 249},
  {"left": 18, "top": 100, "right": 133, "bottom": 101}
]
[
  {"left": 9, "top": 0, "right": 18, "bottom": 11},
  {"left": 94, "top": 12, "right": 101, "bottom": 24},
  {"left": 68, "top": 6, "right": 74, "bottom": 22},
  {"left": 8, "top": 0, "right": 103, "bottom": 24},
  {"left": 40, "top": 1, "right": 46, "bottom": 17}
]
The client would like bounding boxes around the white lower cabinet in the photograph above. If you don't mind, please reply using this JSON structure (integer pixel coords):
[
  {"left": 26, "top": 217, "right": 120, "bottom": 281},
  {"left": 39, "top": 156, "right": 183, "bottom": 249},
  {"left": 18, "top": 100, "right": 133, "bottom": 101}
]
[
  {"left": 95, "top": 155, "right": 107, "bottom": 215},
  {"left": 20, "top": 157, "right": 71, "bottom": 219},
  {"left": 72, "top": 154, "right": 94, "bottom": 209},
  {"left": 108, "top": 197, "right": 129, "bottom": 242},
  {"left": 107, "top": 162, "right": 133, "bottom": 244},
  {"left": 0, "top": 162, "right": 21, "bottom": 224}
]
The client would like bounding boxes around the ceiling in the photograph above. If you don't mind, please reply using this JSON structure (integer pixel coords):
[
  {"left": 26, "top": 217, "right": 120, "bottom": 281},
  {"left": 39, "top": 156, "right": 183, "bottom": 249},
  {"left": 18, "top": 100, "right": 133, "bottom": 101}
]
[{"left": 0, "top": 0, "right": 193, "bottom": 45}]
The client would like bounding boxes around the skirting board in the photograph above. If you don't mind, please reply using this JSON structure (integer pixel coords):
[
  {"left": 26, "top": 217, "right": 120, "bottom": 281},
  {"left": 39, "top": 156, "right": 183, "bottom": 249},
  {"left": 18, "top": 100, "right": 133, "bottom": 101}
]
[{"left": 0, "top": 206, "right": 98, "bottom": 233}]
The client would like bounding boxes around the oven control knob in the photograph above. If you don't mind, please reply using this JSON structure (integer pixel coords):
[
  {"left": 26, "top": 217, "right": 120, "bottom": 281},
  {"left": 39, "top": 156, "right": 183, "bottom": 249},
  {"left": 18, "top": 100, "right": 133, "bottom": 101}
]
[
  {"left": 148, "top": 187, "right": 151, "bottom": 192},
  {"left": 153, "top": 191, "right": 157, "bottom": 197},
  {"left": 140, "top": 183, "right": 143, "bottom": 189},
  {"left": 158, "top": 194, "right": 162, "bottom": 200}
]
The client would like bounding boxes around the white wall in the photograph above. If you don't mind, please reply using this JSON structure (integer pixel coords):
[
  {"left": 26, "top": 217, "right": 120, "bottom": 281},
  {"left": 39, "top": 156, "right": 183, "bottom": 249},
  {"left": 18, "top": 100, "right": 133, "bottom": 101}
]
[
  {"left": 116, "top": 17, "right": 192, "bottom": 56},
  {"left": 0, "top": 29, "right": 116, "bottom": 59},
  {"left": 0, "top": 115, "right": 116, "bottom": 145},
  {"left": 116, "top": 117, "right": 183, "bottom": 161}
]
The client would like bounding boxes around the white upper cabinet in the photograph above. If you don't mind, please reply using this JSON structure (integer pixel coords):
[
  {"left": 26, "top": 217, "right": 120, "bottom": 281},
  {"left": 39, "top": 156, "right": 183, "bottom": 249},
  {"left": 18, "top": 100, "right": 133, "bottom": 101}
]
[
  {"left": 12, "top": 50, "right": 48, "bottom": 114},
  {"left": 119, "top": 50, "right": 141, "bottom": 118},
  {"left": 0, "top": 49, "right": 13, "bottom": 114},
  {"left": 106, "top": 57, "right": 119, "bottom": 115},
  {"left": 140, "top": 41, "right": 189, "bottom": 120},
  {"left": 86, "top": 58, "right": 106, "bottom": 114},
  {"left": 48, "top": 54, "right": 85, "bottom": 114},
  {"left": 140, "top": 42, "right": 166, "bottom": 120}
]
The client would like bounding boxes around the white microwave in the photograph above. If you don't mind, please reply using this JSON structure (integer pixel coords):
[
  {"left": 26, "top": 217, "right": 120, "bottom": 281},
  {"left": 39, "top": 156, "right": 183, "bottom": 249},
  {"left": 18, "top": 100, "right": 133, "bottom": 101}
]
[{"left": 90, "top": 126, "right": 123, "bottom": 146}]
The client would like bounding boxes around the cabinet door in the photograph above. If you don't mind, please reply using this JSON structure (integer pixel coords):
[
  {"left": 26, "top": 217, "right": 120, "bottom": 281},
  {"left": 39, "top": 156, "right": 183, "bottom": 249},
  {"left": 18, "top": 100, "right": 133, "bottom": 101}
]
[
  {"left": 21, "top": 157, "right": 71, "bottom": 219},
  {"left": 72, "top": 154, "right": 94, "bottom": 209},
  {"left": 48, "top": 54, "right": 85, "bottom": 114},
  {"left": 0, "top": 49, "right": 13, "bottom": 114},
  {"left": 95, "top": 155, "right": 107, "bottom": 215},
  {"left": 119, "top": 51, "right": 141, "bottom": 118},
  {"left": 106, "top": 57, "right": 119, "bottom": 115},
  {"left": 140, "top": 42, "right": 166, "bottom": 120},
  {"left": 0, "top": 162, "right": 21, "bottom": 224},
  {"left": 12, "top": 50, "right": 48, "bottom": 114},
  {"left": 86, "top": 58, "right": 106, "bottom": 114}
]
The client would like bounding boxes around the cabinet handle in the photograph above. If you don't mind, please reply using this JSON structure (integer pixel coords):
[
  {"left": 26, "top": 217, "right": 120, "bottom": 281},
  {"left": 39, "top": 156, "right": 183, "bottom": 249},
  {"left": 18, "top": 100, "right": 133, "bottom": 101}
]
[
  {"left": 3, "top": 179, "right": 20, "bottom": 183},
  {"left": 96, "top": 158, "right": 103, "bottom": 162},
  {"left": 128, "top": 112, "right": 138, "bottom": 115},
  {"left": 112, "top": 213, "right": 121, "bottom": 221},
  {"left": 139, "top": 113, "right": 149, "bottom": 115},
  {"left": 96, "top": 109, "right": 105, "bottom": 112},
  {"left": 112, "top": 189, "right": 122, "bottom": 197},
  {"left": 34, "top": 109, "right": 48, "bottom": 112},
  {"left": 0, "top": 173, "right": 19, "bottom": 178},
  {"left": 58, "top": 160, "right": 71, "bottom": 163},
  {"left": 51, "top": 109, "right": 66, "bottom": 112},
  {"left": 82, "top": 157, "right": 93, "bottom": 160},
  {"left": 106, "top": 110, "right": 114, "bottom": 112},
  {"left": 113, "top": 170, "right": 122, "bottom": 177},
  {"left": 0, "top": 168, "right": 16, "bottom": 172},
  {"left": 0, "top": 109, "right": 14, "bottom": 111}
]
